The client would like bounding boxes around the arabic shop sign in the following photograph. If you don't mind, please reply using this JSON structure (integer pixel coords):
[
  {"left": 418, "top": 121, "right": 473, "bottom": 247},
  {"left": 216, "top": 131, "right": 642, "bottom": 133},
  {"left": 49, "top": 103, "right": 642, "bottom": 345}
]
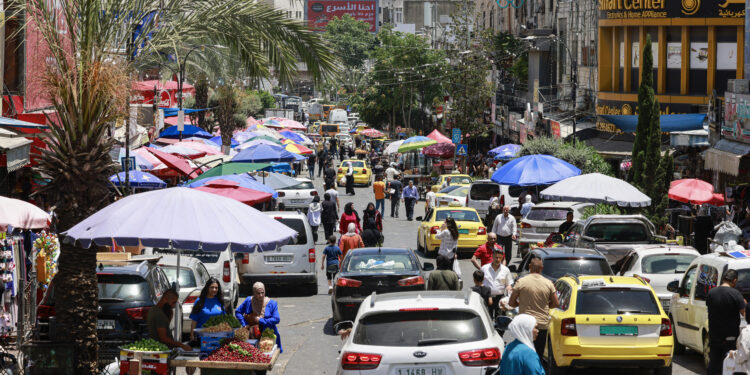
[
  {"left": 598, "top": 0, "right": 745, "bottom": 19},
  {"left": 306, "top": 0, "right": 378, "bottom": 32},
  {"left": 722, "top": 92, "right": 750, "bottom": 144}
]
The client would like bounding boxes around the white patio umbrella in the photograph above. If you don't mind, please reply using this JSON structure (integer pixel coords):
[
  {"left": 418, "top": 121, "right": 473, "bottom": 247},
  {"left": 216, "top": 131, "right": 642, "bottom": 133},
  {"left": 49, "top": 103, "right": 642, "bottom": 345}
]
[
  {"left": 539, "top": 173, "right": 651, "bottom": 207},
  {"left": 0, "top": 196, "right": 50, "bottom": 230},
  {"left": 383, "top": 140, "right": 404, "bottom": 155}
]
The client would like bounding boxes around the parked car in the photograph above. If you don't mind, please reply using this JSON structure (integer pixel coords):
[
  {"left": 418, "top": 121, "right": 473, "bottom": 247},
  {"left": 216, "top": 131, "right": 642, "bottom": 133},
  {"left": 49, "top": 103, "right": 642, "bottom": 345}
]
[
  {"left": 37, "top": 256, "right": 178, "bottom": 365},
  {"left": 238, "top": 211, "right": 317, "bottom": 295},
  {"left": 146, "top": 247, "right": 240, "bottom": 310},
  {"left": 335, "top": 133, "right": 353, "bottom": 148},
  {"left": 436, "top": 186, "right": 469, "bottom": 207},
  {"left": 277, "top": 177, "right": 317, "bottom": 212},
  {"left": 431, "top": 174, "right": 473, "bottom": 192},
  {"left": 336, "top": 291, "right": 504, "bottom": 374},
  {"left": 547, "top": 275, "right": 673, "bottom": 375},
  {"left": 329, "top": 108, "right": 348, "bottom": 124},
  {"left": 667, "top": 252, "right": 750, "bottom": 367},
  {"left": 416, "top": 205, "right": 488, "bottom": 257},
  {"left": 336, "top": 160, "right": 372, "bottom": 186},
  {"left": 331, "top": 247, "right": 434, "bottom": 322},
  {"left": 512, "top": 247, "right": 613, "bottom": 282},
  {"left": 467, "top": 180, "right": 524, "bottom": 217},
  {"left": 518, "top": 201, "right": 594, "bottom": 253},
  {"left": 614, "top": 245, "right": 700, "bottom": 313},
  {"left": 157, "top": 255, "right": 212, "bottom": 336}
]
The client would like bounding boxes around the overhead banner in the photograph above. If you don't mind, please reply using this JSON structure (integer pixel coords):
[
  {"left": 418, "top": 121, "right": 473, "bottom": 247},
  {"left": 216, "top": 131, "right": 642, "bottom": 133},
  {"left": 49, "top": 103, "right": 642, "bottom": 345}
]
[
  {"left": 598, "top": 0, "right": 745, "bottom": 19},
  {"left": 305, "top": 0, "right": 378, "bottom": 32}
]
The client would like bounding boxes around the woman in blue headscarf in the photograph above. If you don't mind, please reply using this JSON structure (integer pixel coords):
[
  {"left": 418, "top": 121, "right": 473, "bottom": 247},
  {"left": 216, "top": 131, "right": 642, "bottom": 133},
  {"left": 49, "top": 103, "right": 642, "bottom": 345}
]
[{"left": 499, "top": 314, "right": 545, "bottom": 375}]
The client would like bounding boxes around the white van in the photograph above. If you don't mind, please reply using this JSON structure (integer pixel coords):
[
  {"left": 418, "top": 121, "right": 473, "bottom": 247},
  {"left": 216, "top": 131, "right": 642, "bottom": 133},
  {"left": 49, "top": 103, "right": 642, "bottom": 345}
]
[
  {"left": 329, "top": 108, "right": 348, "bottom": 124},
  {"left": 237, "top": 211, "right": 318, "bottom": 295},
  {"left": 466, "top": 180, "right": 522, "bottom": 217}
]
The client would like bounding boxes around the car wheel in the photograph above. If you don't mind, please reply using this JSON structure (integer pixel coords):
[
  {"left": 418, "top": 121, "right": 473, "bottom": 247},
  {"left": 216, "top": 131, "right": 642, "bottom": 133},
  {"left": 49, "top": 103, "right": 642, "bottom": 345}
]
[
  {"left": 331, "top": 300, "right": 340, "bottom": 324},
  {"left": 546, "top": 337, "right": 566, "bottom": 375},
  {"left": 670, "top": 316, "right": 685, "bottom": 355},
  {"left": 305, "top": 283, "right": 318, "bottom": 296},
  {"left": 703, "top": 333, "right": 711, "bottom": 369},
  {"left": 654, "top": 363, "right": 672, "bottom": 375},
  {"left": 417, "top": 234, "right": 424, "bottom": 253},
  {"left": 233, "top": 290, "right": 239, "bottom": 310}
]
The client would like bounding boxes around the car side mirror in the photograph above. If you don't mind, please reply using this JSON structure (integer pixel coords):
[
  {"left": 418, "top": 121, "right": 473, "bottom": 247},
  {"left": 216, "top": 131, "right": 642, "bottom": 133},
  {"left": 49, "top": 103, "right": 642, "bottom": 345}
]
[
  {"left": 171, "top": 281, "right": 180, "bottom": 293},
  {"left": 416, "top": 216, "right": 423, "bottom": 221},
  {"left": 423, "top": 262, "right": 435, "bottom": 271},
  {"left": 508, "top": 264, "right": 517, "bottom": 273},
  {"left": 334, "top": 320, "right": 354, "bottom": 333},
  {"left": 667, "top": 280, "right": 680, "bottom": 293}
]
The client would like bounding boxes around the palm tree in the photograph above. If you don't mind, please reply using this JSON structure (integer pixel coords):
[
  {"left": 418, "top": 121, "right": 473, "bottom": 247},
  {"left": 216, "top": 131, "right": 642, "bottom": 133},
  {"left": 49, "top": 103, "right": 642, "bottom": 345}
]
[{"left": 25, "top": 0, "right": 336, "bottom": 372}]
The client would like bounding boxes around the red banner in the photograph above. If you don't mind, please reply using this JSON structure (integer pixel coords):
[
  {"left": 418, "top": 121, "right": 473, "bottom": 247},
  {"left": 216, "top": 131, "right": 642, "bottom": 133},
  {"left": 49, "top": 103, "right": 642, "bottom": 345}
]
[
  {"left": 306, "top": 0, "right": 377, "bottom": 32},
  {"left": 549, "top": 120, "right": 561, "bottom": 139}
]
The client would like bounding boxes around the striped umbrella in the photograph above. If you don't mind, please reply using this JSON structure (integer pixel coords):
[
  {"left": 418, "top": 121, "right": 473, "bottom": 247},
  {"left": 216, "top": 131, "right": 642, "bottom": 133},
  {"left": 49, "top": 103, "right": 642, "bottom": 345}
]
[
  {"left": 285, "top": 143, "right": 314, "bottom": 155},
  {"left": 398, "top": 136, "right": 437, "bottom": 152},
  {"left": 361, "top": 128, "right": 384, "bottom": 138}
]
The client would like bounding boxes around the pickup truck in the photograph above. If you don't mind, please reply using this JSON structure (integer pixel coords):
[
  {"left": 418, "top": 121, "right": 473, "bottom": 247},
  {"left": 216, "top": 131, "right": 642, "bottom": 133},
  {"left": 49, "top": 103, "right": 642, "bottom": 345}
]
[{"left": 560, "top": 214, "right": 666, "bottom": 265}]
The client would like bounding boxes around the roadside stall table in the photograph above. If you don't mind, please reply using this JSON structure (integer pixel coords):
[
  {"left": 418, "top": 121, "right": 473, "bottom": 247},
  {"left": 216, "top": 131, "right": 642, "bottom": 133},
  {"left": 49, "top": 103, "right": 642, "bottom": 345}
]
[{"left": 169, "top": 349, "right": 280, "bottom": 375}]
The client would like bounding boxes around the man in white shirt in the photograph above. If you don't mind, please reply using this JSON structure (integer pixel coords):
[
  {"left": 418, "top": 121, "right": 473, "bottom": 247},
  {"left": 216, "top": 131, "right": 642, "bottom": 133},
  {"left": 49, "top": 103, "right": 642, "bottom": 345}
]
[
  {"left": 325, "top": 185, "right": 340, "bottom": 213},
  {"left": 385, "top": 163, "right": 400, "bottom": 182},
  {"left": 491, "top": 205, "right": 517, "bottom": 263},
  {"left": 481, "top": 249, "right": 513, "bottom": 317},
  {"left": 425, "top": 186, "right": 438, "bottom": 215}
]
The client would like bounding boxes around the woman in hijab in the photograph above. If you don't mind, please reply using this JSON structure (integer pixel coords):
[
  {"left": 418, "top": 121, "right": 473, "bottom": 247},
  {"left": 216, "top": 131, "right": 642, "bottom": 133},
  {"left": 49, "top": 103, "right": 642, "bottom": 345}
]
[
  {"left": 321, "top": 193, "right": 338, "bottom": 240},
  {"left": 345, "top": 162, "right": 355, "bottom": 195},
  {"left": 235, "top": 282, "right": 282, "bottom": 354},
  {"left": 499, "top": 314, "right": 545, "bottom": 375},
  {"left": 307, "top": 195, "right": 322, "bottom": 243},
  {"left": 361, "top": 202, "right": 384, "bottom": 247},
  {"left": 339, "top": 202, "right": 361, "bottom": 235},
  {"left": 340, "top": 223, "right": 364, "bottom": 257}
]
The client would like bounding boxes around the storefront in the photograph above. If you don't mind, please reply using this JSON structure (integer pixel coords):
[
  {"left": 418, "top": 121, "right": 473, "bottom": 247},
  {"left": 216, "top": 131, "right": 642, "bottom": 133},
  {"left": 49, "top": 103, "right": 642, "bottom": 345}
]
[
  {"left": 597, "top": 0, "right": 745, "bottom": 132},
  {"left": 0, "top": 128, "right": 32, "bottom": 196},
  {"left": 705, "top": 91, "right": 750, "bottom": 190}
]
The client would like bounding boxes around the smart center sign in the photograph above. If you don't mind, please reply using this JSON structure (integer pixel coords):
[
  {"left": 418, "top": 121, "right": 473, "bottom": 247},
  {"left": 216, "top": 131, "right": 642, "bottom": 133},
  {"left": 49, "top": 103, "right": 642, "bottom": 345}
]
[{"left": 598, "top": 0, "right": 745, "bottom": 19}]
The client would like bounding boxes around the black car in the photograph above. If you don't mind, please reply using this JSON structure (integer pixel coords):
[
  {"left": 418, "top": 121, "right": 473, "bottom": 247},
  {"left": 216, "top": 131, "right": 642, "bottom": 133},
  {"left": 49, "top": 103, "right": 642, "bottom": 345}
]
[
  {"left": 36, "top": 257, "right": 177, "bottom": 365},
  {"left": 511, "top": 247, "right": 613, "bottom": 282},
  {"left": 331, "top": 248, "right": 434, "bottom": 322}
]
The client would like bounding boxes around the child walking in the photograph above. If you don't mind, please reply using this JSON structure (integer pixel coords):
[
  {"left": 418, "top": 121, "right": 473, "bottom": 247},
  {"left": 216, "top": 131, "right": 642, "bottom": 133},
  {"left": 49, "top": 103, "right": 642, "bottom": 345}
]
[{"left": 321, "top": 235, "right": 343, "bottom": 294}]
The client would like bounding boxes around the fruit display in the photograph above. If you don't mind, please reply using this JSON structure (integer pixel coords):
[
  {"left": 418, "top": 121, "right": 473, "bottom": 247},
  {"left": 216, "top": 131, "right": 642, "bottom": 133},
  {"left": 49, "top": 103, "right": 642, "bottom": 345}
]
[
  {"left": 259, "top": 328, "right": 276, "bottom": 352},
  {"left": 234, "top": 326, "right": 250, "bottom": 341},
  {"left": 204, "top": 340, "right": 271, "bottom": 363},
  {"left": 202, "top": 322, "right": 233, "bottom": 333},
  {"left": 123, "top": 338, "right": 169, "bottom": 352},
  {"left": 204, "top": 314, "right": 241, "bottom": 329}
]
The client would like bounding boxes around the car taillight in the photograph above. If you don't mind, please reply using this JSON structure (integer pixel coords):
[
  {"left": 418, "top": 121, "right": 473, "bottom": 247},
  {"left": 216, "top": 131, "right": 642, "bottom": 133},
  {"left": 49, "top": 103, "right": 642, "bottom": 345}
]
[
  {"left": 311, "top": 191, "right": 318, "bottom": 196},
  {"left": 277, "top": 192, "right": 285, "bottom": 197},
  {"left": 477, "top": 227, "right": 487, "bottom": 235},
  {"left": 242, "top": 254, "right": 249, "bottom": 264},
  {"left": 561, "top": 318, "right": 577, "bottom": 336},
  {"left": 660, "top": 318, "right": 672, "bottom": 336},
  {"left": 184, "top": 295, "right": 198, "bottom": 304},
  {"left": 338, "top": 168, "right": 343, "bottom": 173},
  {"left": 308, "top": 248, "right": 316, "bottom": 263},
  {"left": 126, "top": 307, "right": 150, "bottom": 320},
  {"left": 397, "top": 276, "right": 425, "bottom": 286},
  {"left": 430, "top": 226, "right": 440, "bottom": 234},
  {"left": 520, "top": 222, "right": 531, "bottom": 229},
  {"left": 458, "top": 347, "right": 501, "bottom": 367},
  {"left": 37, "top": 305, "right": 55, "bottom": 319},
  {"left": 223, "top": 261, "right": 231, "bottom": 283},
  {"left": 341, "top": 352, "right": 382, "bottom": 370},
  {"left": 336, "top": 278, "right": 362, "bottom": 287}
]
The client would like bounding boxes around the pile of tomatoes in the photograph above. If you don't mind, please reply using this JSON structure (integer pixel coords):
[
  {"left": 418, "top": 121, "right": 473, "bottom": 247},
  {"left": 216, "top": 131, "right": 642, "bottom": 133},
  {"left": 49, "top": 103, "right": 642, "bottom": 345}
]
[{"left": 204, "top": 340, "right": 271, "bottom": 363}]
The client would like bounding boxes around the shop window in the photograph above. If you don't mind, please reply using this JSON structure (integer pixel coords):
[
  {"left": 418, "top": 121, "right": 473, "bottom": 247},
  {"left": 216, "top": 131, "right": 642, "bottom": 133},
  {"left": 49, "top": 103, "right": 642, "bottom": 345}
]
[
  {"left": 716, "top": 27, "right": 738, "bottom": 95},
  {"left": 666, "top": 27, "right": 681, "bottom": 95},
  {"left": 689, "top": 27, "right": 708, "bottom": 96}
]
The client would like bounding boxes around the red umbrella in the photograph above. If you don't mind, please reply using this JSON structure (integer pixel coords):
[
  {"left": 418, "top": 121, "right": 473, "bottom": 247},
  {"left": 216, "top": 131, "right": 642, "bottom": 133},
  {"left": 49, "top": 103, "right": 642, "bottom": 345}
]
[
  {"left": 669, "top": 178, "right": 718, "bottom": 204},
  {"left": 193, "top": 179, "right": 273, "bottom": 206},
  {"left": 361, "top": 128, "right": 384, "bottom": 138},
  {"left": 145, "top": 147, "right": 200, "bottom": 178},
  {"left": 426, "top": 129, "right": 453, "bottom": 144},
  {"left": 422, "top": 142, "right": 455, "bottom": 158}
]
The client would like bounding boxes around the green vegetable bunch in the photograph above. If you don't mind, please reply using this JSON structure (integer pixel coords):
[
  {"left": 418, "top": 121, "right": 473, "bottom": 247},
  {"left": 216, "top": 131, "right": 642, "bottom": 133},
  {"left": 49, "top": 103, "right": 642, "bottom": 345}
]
[
  {"left": 124, "top": 338, "right": 169, "bottom": 352},
  {"left": 204, "top": 314, "right": 241, "bottom": 329},
  {"left": 261, "top": 328, "right": 276, "bottom": 340}
]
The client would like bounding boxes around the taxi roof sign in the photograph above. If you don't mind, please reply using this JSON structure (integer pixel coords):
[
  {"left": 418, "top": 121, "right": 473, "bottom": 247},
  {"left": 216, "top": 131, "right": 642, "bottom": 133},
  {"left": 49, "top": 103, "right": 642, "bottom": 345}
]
[
  {"left": 581, "top": 279, "right": 606, "bottom": 288},
  {"left": 727, "top": 250, "right": 750, "bottom": 259}
]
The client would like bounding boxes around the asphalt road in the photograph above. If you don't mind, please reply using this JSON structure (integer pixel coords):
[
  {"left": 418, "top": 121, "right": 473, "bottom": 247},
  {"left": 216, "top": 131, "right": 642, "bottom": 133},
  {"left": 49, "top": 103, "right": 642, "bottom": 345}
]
[{"left": 230, "top": 170, "right": 706, "bottom": 375}]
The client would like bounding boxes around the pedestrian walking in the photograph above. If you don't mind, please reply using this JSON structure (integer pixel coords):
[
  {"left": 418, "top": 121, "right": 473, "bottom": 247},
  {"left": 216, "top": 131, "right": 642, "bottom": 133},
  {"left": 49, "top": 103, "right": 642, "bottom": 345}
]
[
  {"left": 385, "top": 163, "right": 400, "bottom": 182},
  {"left": 425, "top": 185, "right": 438, "bottom": 215},
  {"left": 482, "top": 249, "right": 513, "bottom": 318},
  {"left": 499, "top": 314, "right": 545, "bottom": 375},
  {"left": 340, "top": 223, "right": 364, "bottom": 258},
  {"left": 325, "top": 184, "right": 340, "bottom": 212},
  {"left": 427, "top": 255, "right": 460, "bottom": 291},
  {"left": 321, "top": 193, "right": 338, "bottom": 240},
  {"left": 706, "top": 269, "right": 747, "bottom": 375},
  {"left": 362, "top": 202, "right": 384, "bottom": 247},
  {"left": 330, "top": 139, "right": 337, "bottom": 159},
  {"left": 520, "top": 194, "right": 535, "bottom": 218},
  {"left": 339, "top": 202, "right": 361, "bottom": 235},
  {"left": 491, "top": 206, "right": 517, "bottom": 263},
  {"left": 324, "top": 161, "right": 337, "bottom": 189},
  {"left": 471, "top": 270, "right": 492, "bottom": 308},
  {"left": 345, "top": 162, "right": 355, "bottom": 195},
  {"left": 339, "top": 144, "right": 346, "bottom": 161},
  {"left": 372, "top": 175, "right": 386, "bottom": 214},
  {"left": 508, "top": 255, "right": 559, "bottom": 360},
  {"left": 321, "top": 235, "right": 342, "bottom": 294},
  {"left": 306, "top": 196, "right": 322, "bottom": 243},
  {"left": 307, "top": 153, "right": 317, "bottom": 180},
  {"left": 388, "top": 175, "right": 403, "bottom": 218},
  {"left": 402, "top": 180, "right": 419, "bottom": 221},
  {"left": 471, "top": 232, "right": 504, "bottom": 270},
  {"left": 484, "top": 202, "right": 502, "bottom": 231},
  {"left": 317, "top": 148, "right": 327, "bottom": 177},
  {"left": 436, "top": 217, "right": 461, "bottom": 277}
]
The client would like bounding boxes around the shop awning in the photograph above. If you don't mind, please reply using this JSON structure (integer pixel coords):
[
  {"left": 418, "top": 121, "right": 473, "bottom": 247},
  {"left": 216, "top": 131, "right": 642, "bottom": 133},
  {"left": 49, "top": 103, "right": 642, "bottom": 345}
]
[
  {"left": 670, "top": 126, "right": 709, "bottom": 147},
  {"left": 599, "top": 114, "right": 706, "bottom": 133},
  {"left": 0, "top": 136, "right": 32, "bottom": 172},
  {"left": 0, "top": 117, "right": 49, "bottom": 129},
  {"left": 703, "top": 139, "right": 750, "bottom": 176},
  {"left": 160, "top": 108, "right": 209, "bottom": 117}
]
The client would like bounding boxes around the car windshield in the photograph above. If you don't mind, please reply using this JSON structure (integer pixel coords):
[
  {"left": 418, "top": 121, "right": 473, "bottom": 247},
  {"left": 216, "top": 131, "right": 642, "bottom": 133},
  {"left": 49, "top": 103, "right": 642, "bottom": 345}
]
[
  {"left": 469, "top": 184, "right": 499, "bottom": 200},
  {"left": 576, "top": 288, "right": 660, "bottom": 315},
  {"left": 439, "top": 185, "right": 462, "bottom": 194},
  {"left": 449, "top": 176, "right": 472, "bottom": 184},
  {"left": 288, "top": 181, "right": 314, "bottom": 190},
  {"left": 162, "top": 267, "right": 198, "bottom": 288},
  {"left": 641, "top": 254, "right": 696, "bottom": 274},
  {"left": 275, "top": 218, "right": 308, "bottom": 244},
  {"left": 586, "top": 223, "right": 650, "bottom": 242},
  {"left": 435, "top": 210, "right": 480, "bottom": 222},
  {"left": 353, "top": 310, "right": 487, "bottom": 347},
  {"left": 321, "top": 125, "right": 338, "bottom": 133},
  {"left": 447, "top": 187, "right": 469, "bottom": 197},
  {"left": 542, "top": 258, "right": 612, "bottom": 279},
  {"left": 346, "top": 253, "right": 416, "bottom": 273},
  {"left": 98, "top": 274, "right": 152, "bottom": 302},
  {"left": 527, "top": 208, "right": 571, "bottom": 221},
  {"left": 343, "top": 161, "right": 365, "bottom": 168}
]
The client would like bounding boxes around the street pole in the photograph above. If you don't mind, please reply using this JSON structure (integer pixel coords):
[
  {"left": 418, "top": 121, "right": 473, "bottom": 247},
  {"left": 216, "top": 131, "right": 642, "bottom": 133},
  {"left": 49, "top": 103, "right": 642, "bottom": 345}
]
[{"left": 571, "top": 60, "right": 577, "bottom": 144}]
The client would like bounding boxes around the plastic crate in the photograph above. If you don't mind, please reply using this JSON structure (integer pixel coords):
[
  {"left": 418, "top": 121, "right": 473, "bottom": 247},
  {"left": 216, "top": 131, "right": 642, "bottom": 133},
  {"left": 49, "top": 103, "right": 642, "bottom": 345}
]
[
  {"left": 119, "top": 349, "right": 170, "bottom": 375},
  {"left": 195, "top": 328, "right": 234, "bottom": 353}
]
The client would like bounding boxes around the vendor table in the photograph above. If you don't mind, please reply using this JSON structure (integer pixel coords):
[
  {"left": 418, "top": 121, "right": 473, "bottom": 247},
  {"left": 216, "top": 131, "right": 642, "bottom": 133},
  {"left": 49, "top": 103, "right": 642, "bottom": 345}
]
[{"left": 169, "top": 349, "right": 279, "bottom": 374}]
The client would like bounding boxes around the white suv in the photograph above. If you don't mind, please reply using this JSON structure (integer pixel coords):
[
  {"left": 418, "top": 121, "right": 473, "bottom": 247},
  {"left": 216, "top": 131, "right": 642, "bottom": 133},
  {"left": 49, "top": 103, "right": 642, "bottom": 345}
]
[
  {"left": 277, "top": 177, "right": 317, "bottom": 212},
  {"left": 518, "top": 201, "right": 593, "bottom": 251},
  {"left": 668, "top": 252, "right": 750, "bottom": 368},
  {"left": 337, "top": 291, "right": 504, "bottom": 374}
]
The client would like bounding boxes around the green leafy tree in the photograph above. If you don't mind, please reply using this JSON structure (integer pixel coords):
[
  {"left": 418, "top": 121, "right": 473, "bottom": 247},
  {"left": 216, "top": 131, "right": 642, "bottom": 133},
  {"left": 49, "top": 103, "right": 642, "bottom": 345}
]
[
  {"left": 210, "top": 85, "right": 244, "bottom": 153},
  {"left": 324, "top": 14, "right": 376, "bottom": 69},
  {"left": 519, "top": 136, "right": 612, "bottom": 175},
  {"left": 255, "top": 90, "right": 277, "bottom": 110},
  {"left": 493, "top": 32, "right": 527, "bottom": 82},
  {"left": 194, "top": 72, "right": 210, "bottom": 130}
]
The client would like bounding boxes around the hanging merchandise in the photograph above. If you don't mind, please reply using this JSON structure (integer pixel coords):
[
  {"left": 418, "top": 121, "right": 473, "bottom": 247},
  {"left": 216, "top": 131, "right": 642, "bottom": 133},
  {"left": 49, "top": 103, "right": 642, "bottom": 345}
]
[
  {"left": 0, "top": 232, "right": 18, "bottom": 334},
  {"left": 33, "top": 231, "right": 59, "bottom": 286}
]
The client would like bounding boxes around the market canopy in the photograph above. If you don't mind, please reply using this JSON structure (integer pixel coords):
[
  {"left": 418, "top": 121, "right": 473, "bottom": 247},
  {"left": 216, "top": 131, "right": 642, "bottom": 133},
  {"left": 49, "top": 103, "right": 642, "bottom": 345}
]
[
  {"left": 144, "top": 147, "right": 201, "bottom": 178},
  {"left": 491, "top": 154, "right": 581, "bottom": 186},
  {"left": 193, "top": 179, "right": 273, "bottom": 206},
  {"left": 422, "top": 142, "right": 455, "bottom": 158},
  {"left": 188, "top": 162, "right": 272, "bottom": 184},
  {"left": 398, "top": 136, "right": 437, "bottom": 152},
  {"left": 669, "top": 178, "right": 723, "bottom": 205},
  {"left": 540, "top": 173, "right": 651, "bottom": 207},
  {"left": 280, "top": 130, "right": 305, "bottom": 143},
  {"left": 599, "top": 114, "right": 706, "bottom": 133},
  {"left": 426, "top": 129, "right": 453, "bottom": 144},
  {"left": 232, "top": 144, "right": 298, "bottom": 163},
  {"left": 0, "top": 196, "right": 50, "bottom": 230},
  {"left": 384, "top": 140, "right": 404, "bottom": 155},
  {"left": 488, "top": 144, "right": 521, "bottom": 160},
  {"left": 186, "top": 173, "right": 277, "bottom": 198},
  {"left": 109, "top": 171, "right": 167, "bottom": 189},
  {"left": 361, "top": 128, "right": 384, "bottom": 138},
  {"left": 160, "top": 108, "right": 208, "bottom": 117},
  {"left": 249, "top": 171, "right": 299, "bottom": 190},
  {"left": 209, "top": 135, "right": 239, "bottom": 148},
  {"left": 159, "top": 125, "right": 212, "bottom": 139}
]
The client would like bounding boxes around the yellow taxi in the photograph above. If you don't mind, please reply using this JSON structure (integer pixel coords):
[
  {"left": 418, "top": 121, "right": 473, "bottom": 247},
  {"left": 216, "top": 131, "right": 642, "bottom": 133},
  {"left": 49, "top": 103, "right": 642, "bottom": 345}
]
[
  {"left": 416, "top": 203, "right": 487, "bottom": 257},
  {"left": 431, "top": 174, "right": 473, "bottom": 192},
  {"left": 546, "top": 275, "right": 673, "bottom": 375},
  {"left": 336, "top": 159, "right": 372, "bottom": 186}
]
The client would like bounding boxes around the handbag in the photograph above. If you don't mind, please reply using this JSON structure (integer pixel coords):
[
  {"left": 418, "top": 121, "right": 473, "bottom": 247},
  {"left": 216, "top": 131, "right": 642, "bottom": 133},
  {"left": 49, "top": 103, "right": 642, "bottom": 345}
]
[
  {"left": 326, "top": 264, "right": 340, "bottom": 273},
  {"left": 339, "top": 177, "right": 347, "bottom": 185}
]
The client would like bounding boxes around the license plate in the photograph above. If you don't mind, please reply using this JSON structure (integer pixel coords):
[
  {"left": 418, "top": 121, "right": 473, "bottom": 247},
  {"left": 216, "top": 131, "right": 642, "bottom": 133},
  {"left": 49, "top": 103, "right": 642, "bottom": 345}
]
[
  {"left": 660, "top": 298, "right": 671, "bottom": 310},
  {"left": 600, "top": 325, "right": 638, "bottom": 336},
  {"left": 265, "top": 255, "right": 293, "bottom": 263},
  {"left": 395, "top": 367, "right": 445, "bottom": 375},
  {"left": 291, "top": 199, "right": 306, "bottom": 203},
  {"left": 458, "top": 229, "right": 469, "bottom": 234},
  {"left": 97, "top": 319, "right": 116, "bottom": 330},
  {"left": 536, "top": 227, "right": 555, "bottom": 233}
]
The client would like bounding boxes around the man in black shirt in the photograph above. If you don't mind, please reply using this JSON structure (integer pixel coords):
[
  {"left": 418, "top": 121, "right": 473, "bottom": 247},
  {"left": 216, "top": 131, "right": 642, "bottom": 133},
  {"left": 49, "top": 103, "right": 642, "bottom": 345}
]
[
  {"left": 706, "top": 269, "right": 747, "bottom": 375},
  {"left": 471, "top": 270, "right": 492, "bottom": 310},
  {"left": 558, "top": 211, "right": 575, "bottom": 234},
  {"left": 324, "top": 161, "right": 337, "bottom": 189}
]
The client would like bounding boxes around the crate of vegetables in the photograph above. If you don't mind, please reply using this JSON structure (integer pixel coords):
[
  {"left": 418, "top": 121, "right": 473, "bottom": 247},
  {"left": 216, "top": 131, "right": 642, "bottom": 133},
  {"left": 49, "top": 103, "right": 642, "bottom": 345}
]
[
  {"left": 195, "top": 314, "right": 240, "bottom": 352},
  {"left": 200, "top": 339, "right": 277, "bottom": 371},
  {"left": 119, "top": 339, "right": 171, "bottom": 375}
]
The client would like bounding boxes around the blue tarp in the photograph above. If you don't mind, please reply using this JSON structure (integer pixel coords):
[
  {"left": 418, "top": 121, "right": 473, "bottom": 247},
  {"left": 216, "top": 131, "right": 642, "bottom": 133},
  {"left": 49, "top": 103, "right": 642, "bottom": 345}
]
[
  {"left": 161, "top": 108, "right": 209, "bottom": 117},
  {"left": 0, "top": 117, "right": 48, "bottom": 129},
  {"left": 599, "top": 114, "right": 706, "bottom": 133},
  {"left": 159, "top": 125, "right": 212, "bottom": 139}
]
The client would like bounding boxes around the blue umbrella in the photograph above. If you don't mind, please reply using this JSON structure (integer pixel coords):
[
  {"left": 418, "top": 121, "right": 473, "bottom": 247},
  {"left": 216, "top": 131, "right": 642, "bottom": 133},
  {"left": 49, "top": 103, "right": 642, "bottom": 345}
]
[
  {"left": 491, "top": 154, "right": 581, "bottom": 186},
  {"left": 209, "top": 135, "right": 239, "bottom": 148},
  {"left": 279, "top": 130, "right": 304, "bottom": 143},
  {"left": 488, "top": 144, "right": 521, "bottom": 160},
  {"left": 109, "top": 171, "right": 166, "bottom": 189},
  {"left": 237, "top": 139, "right": 281, "bottom": 150},
  {"left": 159, "top": 125, "right": 212, "bottom": 139},
  {"left": 231, "top": 144, "right": 298, "bottom": 163},
  {"left": 118, "top": 149, "right": 154, "bottom": 170},
  {"left": 185, "top": 173, "right": 277, "bottom": 198},
  {"left": 252, "top": 172, "right": 300, "bottom": 190}
]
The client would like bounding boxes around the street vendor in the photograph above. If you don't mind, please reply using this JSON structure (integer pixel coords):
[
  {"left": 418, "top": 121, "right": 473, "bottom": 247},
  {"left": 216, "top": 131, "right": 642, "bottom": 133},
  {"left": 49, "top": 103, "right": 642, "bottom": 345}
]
[
  {"left": 189, "top": 278, "right": 229, "bottom": 341},
  {"left": 147, "top": 289, "right": 191, "bottom": 351},
  {"left": 235, "top": 282, "right": 283, "bottom": 352}
]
